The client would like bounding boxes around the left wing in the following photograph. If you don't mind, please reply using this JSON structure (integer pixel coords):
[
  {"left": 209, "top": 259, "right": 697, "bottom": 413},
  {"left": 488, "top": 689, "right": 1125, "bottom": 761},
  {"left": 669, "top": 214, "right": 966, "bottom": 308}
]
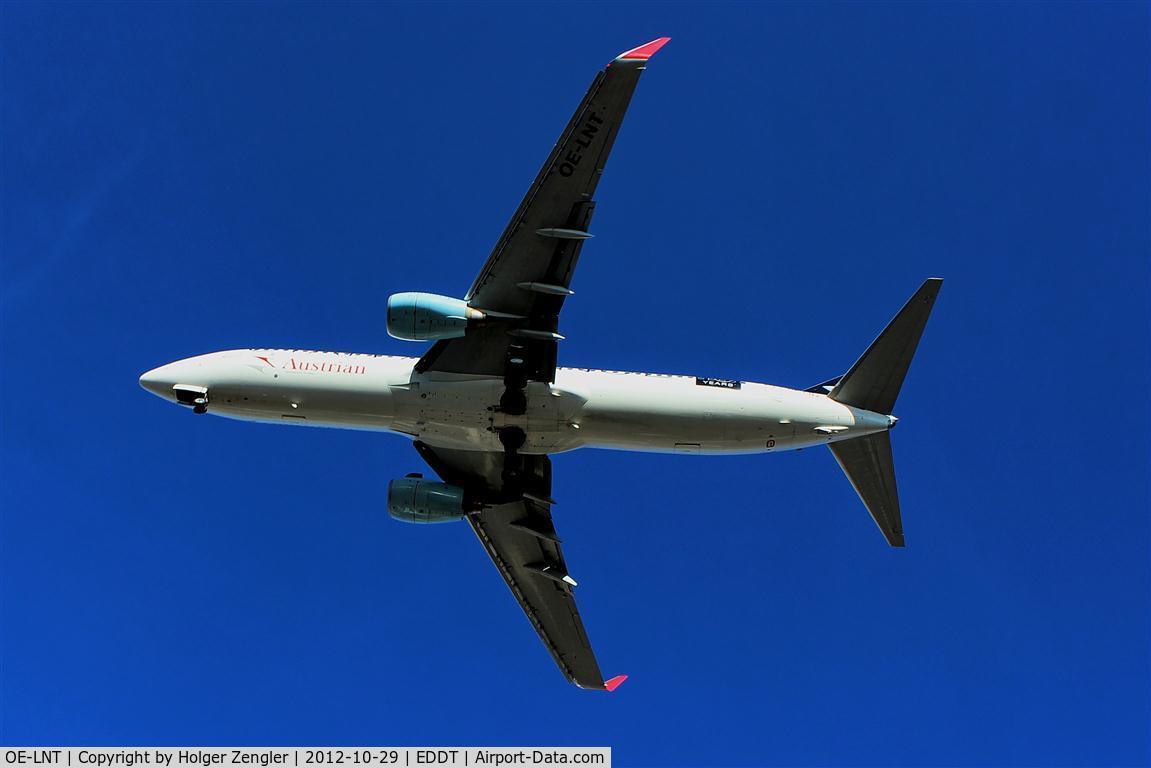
[
  {"left": 414, "top": 441, "right": 621, "bottom": 690},
  {"left": 416, "top": 38, "right": 670, "bottom": 383}
]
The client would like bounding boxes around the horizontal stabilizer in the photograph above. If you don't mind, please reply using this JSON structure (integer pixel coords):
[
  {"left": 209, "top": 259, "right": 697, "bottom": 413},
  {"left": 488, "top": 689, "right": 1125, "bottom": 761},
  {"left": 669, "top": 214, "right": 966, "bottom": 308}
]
[
  {"left": 828, "top": 431, "right": 904, "bottom": 547},
  {"left": 829, "top": 279, "right": 942, "bottom": 414}
]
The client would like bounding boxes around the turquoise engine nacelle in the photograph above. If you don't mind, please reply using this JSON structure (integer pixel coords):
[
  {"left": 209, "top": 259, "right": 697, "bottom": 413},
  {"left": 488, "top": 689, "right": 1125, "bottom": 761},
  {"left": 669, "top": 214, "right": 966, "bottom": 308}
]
[
  {"left": 387, "top": 477, "right": 471, "bottom": 524},
  {"left": 386, "top": 292, "right": 485, "bottom": 341}
]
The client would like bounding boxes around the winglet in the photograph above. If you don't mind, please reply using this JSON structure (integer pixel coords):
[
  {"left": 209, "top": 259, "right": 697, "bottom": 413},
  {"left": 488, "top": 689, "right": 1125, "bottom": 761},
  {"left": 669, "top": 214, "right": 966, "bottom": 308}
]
[
  {"left": 603, "top": 674, "right": 628, "bottom": 692},
  {"left": 615, "top": 37, "right": 671, "bottom": 62}
]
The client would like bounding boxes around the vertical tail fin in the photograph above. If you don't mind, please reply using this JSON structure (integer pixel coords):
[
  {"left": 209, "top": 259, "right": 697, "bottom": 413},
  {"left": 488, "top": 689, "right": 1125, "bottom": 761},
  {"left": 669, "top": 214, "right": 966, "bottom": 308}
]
[{"left": 828, "top": 278, "right": 942, "bottom": 414}]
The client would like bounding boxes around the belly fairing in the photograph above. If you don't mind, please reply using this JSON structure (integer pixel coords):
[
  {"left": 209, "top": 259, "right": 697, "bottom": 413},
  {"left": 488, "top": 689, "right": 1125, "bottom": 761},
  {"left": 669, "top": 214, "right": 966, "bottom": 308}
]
[{"left": 390, "top": 378, "right": 588, "bottom": 453}]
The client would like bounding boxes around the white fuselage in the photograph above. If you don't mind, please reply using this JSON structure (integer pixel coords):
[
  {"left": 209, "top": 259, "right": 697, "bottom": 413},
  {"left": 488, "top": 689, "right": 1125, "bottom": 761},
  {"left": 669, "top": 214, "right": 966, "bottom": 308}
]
[
  {"left": 139, "top": 349, "right": 893, "bottom": 454},
  {"left": 134, "top": 350, "right": 888, "bottom": 453}
]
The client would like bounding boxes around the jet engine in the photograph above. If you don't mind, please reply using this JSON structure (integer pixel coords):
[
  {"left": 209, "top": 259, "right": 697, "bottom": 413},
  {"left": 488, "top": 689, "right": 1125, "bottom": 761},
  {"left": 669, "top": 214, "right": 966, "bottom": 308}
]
[
  {"left": 387, "top": 476, "right": 474, "bottom": 523},
  {"left": 386, "top": 292, "right": 485, "bottom": 341}
]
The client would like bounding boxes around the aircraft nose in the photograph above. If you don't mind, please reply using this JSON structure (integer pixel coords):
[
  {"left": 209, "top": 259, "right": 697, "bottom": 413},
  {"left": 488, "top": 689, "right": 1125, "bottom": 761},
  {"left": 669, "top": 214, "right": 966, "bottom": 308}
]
[{"left": 139, "top": 364, "right": 175, "bottom": 398}]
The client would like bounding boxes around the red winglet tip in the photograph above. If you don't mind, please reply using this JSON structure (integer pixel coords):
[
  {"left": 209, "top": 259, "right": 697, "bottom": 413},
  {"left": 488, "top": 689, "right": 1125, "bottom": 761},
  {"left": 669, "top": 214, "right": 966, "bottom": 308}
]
[
  {"left": 604, "top": 674, "right": 628, "bottom": 692},
  {"left": 615, "top": 37, "right": 671, "bottom": 62}
]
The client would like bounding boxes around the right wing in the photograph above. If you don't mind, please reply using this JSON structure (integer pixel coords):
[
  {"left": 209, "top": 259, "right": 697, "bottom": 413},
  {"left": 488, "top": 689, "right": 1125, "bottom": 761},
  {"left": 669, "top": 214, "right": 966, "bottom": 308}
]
[
  {"left": 416, "top": 38, "right": 671, "bottom": 382},
  {"left": 414, "top": 442, "right": 620, "bottom": 690}
]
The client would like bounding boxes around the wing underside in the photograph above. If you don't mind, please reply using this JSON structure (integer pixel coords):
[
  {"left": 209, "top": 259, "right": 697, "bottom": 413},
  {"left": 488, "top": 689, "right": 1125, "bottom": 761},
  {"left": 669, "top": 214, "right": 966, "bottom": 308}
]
[
  {"left": 417, "top": 38, "right": 670, "bottom": 382},
  {"left": 414, "top": 442, "right": 608, "bottom": 689}
]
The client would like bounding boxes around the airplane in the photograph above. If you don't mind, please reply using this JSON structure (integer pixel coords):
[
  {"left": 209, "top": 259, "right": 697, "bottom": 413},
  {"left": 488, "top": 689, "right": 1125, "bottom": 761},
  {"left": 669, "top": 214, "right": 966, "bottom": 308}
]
[{"left": 139, "top": 37, "right": 942, "bottom": 691}]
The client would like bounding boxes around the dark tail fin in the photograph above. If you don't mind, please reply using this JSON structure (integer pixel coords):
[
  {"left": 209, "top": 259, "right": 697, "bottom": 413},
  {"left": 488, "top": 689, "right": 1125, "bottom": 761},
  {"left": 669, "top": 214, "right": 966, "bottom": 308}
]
[
  {"left": 829, "top": 431, "right": 904, "bottom": 546},
  {"left": 826, "top": 279, "right": 942, "bottom": 547},
  {"left": 828, "top": 278, "right": 943, "bottom": 414}
]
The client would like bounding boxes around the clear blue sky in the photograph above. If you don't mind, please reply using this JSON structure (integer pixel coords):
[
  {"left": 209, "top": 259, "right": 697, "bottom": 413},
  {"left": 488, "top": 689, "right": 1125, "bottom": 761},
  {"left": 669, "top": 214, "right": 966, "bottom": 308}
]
[{"left": 2, "top": 3, "right": 1148, "bottom": 765}]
